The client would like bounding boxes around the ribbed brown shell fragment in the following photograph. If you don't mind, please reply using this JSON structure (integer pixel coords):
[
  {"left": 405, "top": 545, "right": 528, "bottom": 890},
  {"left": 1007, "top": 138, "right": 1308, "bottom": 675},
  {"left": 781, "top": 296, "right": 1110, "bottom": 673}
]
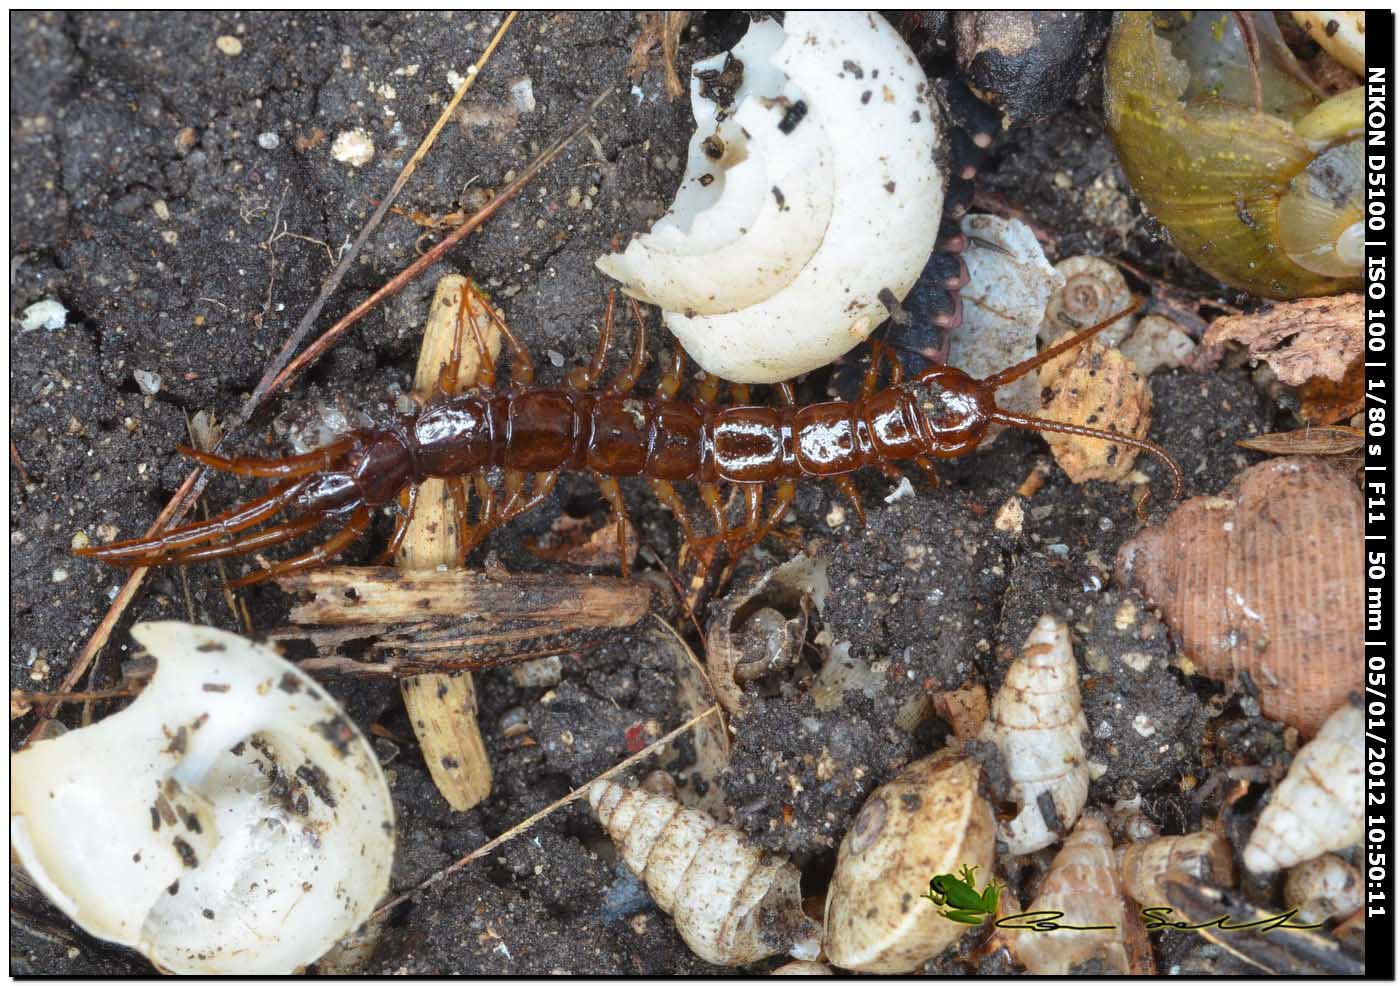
[{"left": 1115, "top": 457, "right": 1362, "bottom": 737}]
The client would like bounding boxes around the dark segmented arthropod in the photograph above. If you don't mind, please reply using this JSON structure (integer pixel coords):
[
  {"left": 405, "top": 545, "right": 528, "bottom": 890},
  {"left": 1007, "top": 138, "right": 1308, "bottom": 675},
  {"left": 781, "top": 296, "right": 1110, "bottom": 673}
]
[{"left": 76, "top": 286, "right": 1182, "bottom": 587}]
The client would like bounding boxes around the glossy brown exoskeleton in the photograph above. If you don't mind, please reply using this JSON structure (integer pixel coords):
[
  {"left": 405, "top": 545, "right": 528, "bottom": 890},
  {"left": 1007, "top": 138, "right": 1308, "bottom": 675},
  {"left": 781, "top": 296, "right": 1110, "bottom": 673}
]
[{"left": 77, "top": 288, "right": 1182, "bottom": 586}]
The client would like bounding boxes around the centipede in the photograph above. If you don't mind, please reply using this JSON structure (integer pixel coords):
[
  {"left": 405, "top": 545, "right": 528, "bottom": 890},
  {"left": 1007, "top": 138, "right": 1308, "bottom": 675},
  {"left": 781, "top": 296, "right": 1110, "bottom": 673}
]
[{"left": 75, "top": 285, "right": 1184, "bottom": 588}]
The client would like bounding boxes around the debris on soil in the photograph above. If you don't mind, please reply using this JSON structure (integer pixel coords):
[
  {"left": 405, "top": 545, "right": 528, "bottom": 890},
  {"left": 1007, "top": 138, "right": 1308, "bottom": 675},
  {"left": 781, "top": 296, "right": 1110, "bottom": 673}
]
[{"left": 1203, "top": 294, "right": 1363, "bottom": 385}]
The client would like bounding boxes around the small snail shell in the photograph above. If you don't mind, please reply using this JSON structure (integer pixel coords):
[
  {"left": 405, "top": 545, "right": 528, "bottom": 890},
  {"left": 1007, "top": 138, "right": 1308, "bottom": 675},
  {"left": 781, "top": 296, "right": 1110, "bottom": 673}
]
[
  {"left": 9, "top": 622, "right": 394, "bottom": 975},
  {"left": 1244, "top": 701, "right": 1364, "bottom": 873},
  {"left": 823, "top": 751, "right": 996, "bottom": 973},
  {"left": 705, "top": 553, "right": 829, "bottom": 714},
  {"left": 1039, "top": 256, "right": 1136, "bottom": 348},
  {"left": 597, "top": 11, "right": 943, "bottom": 383},
  {"left": 1105, "top": 12, "right": 1362, "bottom": 299},
  {"left": 980, "top": 614, "right": 1090, "bottom": 854},
  {"left": 1008, "top": 815, "right": 1130, "bottom": 975},
  {"left": 1115, "top": 457, "right": 1363, "bottom": 737},
  {"left": 588, "top": 779, "right": 820, "bottom": 966},
  {"left": 1284, "top": 854, "right": 1364, "bottom": 925},
  {"left": 1119, "top": 831, "right": 1234, "bottom": 910}
]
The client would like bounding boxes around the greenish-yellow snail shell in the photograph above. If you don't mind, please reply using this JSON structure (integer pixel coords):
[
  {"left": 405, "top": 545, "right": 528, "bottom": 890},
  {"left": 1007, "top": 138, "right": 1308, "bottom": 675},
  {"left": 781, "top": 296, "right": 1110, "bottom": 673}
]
[{"left": 1105, "top": 12, "right": 1362, "bottom": 299}]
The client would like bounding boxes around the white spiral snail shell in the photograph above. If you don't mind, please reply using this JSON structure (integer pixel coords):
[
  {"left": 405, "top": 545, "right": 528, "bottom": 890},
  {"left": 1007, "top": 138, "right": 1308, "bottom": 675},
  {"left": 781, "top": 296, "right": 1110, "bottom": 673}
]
[{"left": 598, "top": 11, "right": 943, "bottom": 383}]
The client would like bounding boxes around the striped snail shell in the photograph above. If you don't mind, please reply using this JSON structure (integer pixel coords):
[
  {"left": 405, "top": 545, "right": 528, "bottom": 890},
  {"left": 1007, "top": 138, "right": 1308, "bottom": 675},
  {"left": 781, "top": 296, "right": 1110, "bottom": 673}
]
[{"left": 588, "top": 779, "right": 820, "bottom": 967}]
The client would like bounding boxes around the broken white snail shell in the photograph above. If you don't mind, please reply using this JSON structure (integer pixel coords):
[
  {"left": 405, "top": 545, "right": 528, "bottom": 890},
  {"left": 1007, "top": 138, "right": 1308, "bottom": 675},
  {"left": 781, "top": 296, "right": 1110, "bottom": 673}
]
[
  {"left": 10, "top": 622, "right": 394, "bottom": 975},
  {"left": 597, "top": 11, "right": 943, "bottom": 383}
]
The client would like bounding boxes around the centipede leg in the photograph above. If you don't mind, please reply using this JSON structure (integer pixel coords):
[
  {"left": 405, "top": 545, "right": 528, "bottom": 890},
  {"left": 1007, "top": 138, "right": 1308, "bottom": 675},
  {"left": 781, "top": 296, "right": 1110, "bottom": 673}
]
[
  {"left": 913, "top": 455, "right": 941, "bottom": 488},
  {"left": 698, "top": 482, "right": 726, "bottom": 534},
  {"left": 475, "top": 285, "right": 535, "bottom": 386},
  {"left": 696, "top": 371, "right": 721, "bottom": 405},
  {"left": 861, "top": 341, "right": 888, "bottom": 398},
  {"left": 751, "top": 479, "right": 797, "bottom": 547},
  {"left": 594, "top": 475, "right": 632, "bottom": 577},
  {"left": 650, "top": 479, "right": 697, "bottom": 546},
  {"left": 179, "top": 436, "right": 355, "bottom": 479},
  {"left": 607, "top": 298, "right": 648, "bottom": 395},
  {"left": 441, "top": 282, "right": 494, "bottom": 394},
  {"left": 450, "top": 475, "right": 474, "bottom": 564},
  {"left": 166, "top": 512, "right": 326, "bottom": 565},
  {"left": 569, "top": 292, "right": 616, "bottom": 390},
  {"left": 228, "top": 506, "right": 372, "bottom": 588},
  {"left": 77, "top": 479, "right": 309, "bottom": 565},
  {"left": 376, "top": 482, "right": 420, "bottom": 564},
  {"left": 833, "top": 475, "right": 867, "bottom": 528},
  {"left": 657, "top": 347, "right": 685, "bottom": 400}
]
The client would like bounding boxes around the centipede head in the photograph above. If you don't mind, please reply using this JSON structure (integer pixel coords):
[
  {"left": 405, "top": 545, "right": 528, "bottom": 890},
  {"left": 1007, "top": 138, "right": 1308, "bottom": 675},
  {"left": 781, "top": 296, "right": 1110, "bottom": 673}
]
[{"left": 913, "top": 300, "right": 1186, "bottom": 501}]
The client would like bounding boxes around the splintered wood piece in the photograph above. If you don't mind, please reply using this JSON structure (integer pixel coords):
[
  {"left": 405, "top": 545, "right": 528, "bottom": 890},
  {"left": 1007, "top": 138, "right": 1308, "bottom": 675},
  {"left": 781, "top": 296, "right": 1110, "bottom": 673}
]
[
  {"left": 281, "top": 567, "right": 650, "bottom": 629},
  {"left": 398, "top": 274, "right": 502, "bottom": 811}
]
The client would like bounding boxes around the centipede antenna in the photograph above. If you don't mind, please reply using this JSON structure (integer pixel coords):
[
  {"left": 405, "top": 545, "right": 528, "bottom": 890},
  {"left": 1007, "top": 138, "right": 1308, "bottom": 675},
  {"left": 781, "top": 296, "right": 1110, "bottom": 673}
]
[
  {"left": 987, "top": 407, "right": 1185, "bottom": 501},
  {"left": 982, "top": 298, "right": 1145, "bottom": 390}
]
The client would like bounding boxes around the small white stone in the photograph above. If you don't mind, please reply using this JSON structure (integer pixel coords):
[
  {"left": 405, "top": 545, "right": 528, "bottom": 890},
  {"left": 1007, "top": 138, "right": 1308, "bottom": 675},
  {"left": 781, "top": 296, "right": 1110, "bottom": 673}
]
[
  {"left": 882, "top": 476, "right": 914, "bottom": 504},
  {"left": 133, "top": 369, "right": 162, "bottom": 395},
  {"left": 1120, "top": 650, "right": 1153, "bottom": 673},
  {"left": 330, "top": 129, "right": 374, "bottom": 167},
  {"left": 19, "top": 298, "right": 67, "bottom": 332},
  {"left": 51, "top": 568, "right": 69, "bottom": 583},
  {"left": 546, "top": 349, "right": 565, "bottom": 367},
  {"left": 1132, "top": 714, "right": 1156, "bottom": 738},
  {"left": 215, "top": 35, "right": 243, "bottom": 56},
  {"left": 257, "top": 132, "right": 281, "bottom": 150},
  {"left": 510, "top": 76, "right": 536, "bottom": 113},
  {"left": 825, "top": 502, "right": 847, "bottom": 529},
  {"left": 993, "top": 496, "right": 1024, "bottom": 535}
]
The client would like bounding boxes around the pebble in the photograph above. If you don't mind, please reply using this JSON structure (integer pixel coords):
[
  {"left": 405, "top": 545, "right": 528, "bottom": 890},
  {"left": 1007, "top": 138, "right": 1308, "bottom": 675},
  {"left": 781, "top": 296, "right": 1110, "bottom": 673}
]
[
  {"left": 19, "top": 298, "right": 67, "bottom": 332},
  {"left": 331, "top": 129, "right": 374, "bottom": 167},
  {"left": 51, "top": 568, "right": 69, "bottom": 583},
  {"left": 215, "top": 35, "right": 243, "bottom": 56},
  {"left": 546, "top": 349, "right": 565, "bottom": 368},
  {"left": 510, "top": 76, "right": 536, "bottom": 113},
  {"left": 257, "top": 132, "right": 281, "bottom": 150},
  {"left": 133, "top": 369, "right": 162, "bottom": 395}
]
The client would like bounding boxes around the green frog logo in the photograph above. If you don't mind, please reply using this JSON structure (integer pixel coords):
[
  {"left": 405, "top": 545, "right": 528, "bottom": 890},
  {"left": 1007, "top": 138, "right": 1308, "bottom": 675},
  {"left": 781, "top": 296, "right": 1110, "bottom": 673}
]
[{"left": 921, "top": 864, "right": 1001, "bottom": 926}]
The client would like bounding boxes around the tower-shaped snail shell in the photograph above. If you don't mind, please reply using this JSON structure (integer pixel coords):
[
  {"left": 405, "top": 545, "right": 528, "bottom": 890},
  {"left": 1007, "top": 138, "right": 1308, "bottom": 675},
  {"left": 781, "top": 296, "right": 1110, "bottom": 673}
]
[
  {"left": 1105, "top": 12, "right": 1362, "bottom": 300},
  {"left": 1244, "top": 701, "right": 1364, "bottom": 874},
  {"left": 980, "top": 614, "right": 1090, "bottom": 854},
  {"left": 588, "top": 779, "right": 819, "bottom": 967},
  {"left": 1008, "top": 815, "right": 1130, "bottom": 975}
]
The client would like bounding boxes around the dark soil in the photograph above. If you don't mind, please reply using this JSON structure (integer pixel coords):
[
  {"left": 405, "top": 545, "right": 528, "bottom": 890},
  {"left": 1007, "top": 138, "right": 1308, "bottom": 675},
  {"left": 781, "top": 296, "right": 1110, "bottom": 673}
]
[{"left": 10, "top": 11, "right": 1293, "bottom": 976}]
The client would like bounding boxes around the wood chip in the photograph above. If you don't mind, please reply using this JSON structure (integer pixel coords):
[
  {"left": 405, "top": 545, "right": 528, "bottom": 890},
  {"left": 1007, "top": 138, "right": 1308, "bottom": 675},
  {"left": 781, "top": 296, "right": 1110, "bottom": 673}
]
[{"left": 1203, "top": 294, "right": 1362, "bottom": 386}]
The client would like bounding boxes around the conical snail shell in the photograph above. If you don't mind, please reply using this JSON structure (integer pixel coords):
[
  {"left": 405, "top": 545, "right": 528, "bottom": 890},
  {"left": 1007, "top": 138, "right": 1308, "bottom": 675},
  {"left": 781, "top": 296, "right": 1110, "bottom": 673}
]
[
  {"left": 1009, "top": 815, "right": 1130, "bottom": 975},
  {"left": 980, "top": 614, "right": 1090, "bottom": 854},
  {"left": 1244, "top": 701, "right": 1364, "bottom": 873},
  {"left": 822, "top": 750, "right": 996, "bottom": 973},
  {"left": 1116, "top": 457, "right": 1363, "bottom": 737},
  {"left": 1119, "top": 831, "right": 1234, "bottom": 910},
  {"left": 588, "top": 779, "right": 818, "bottom": 966}
]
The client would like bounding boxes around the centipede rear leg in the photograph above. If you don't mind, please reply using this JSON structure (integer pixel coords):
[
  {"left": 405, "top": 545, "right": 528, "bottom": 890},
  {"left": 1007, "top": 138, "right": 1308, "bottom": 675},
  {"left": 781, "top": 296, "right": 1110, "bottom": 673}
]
[{"left": 229, "top": 506, "right": 373, "bottom": 588}]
